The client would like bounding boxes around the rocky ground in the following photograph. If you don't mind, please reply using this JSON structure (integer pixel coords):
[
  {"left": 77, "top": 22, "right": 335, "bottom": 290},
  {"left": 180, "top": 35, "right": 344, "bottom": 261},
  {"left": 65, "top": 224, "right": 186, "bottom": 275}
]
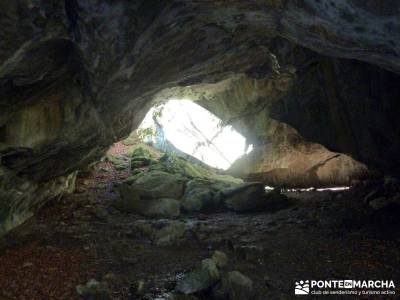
[{"left": 0, "top": 141, "right": 400, "bottom": 300}]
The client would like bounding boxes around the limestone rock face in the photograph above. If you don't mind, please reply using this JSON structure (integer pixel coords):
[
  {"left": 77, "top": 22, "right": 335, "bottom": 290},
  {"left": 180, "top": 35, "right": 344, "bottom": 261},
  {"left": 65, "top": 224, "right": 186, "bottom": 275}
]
[
  {"left": 157, "top": 73, "right": 379, "bottom": 187},
  {"left": 1, "top": 0, "right": 400, "bottom": 234}
]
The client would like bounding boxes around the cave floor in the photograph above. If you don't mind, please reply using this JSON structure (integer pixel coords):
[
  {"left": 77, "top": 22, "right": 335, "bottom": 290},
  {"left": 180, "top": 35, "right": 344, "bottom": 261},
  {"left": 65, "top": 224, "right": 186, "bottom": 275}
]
[{"left": 1, "top": 158, "right": 400, "bottom": 299}]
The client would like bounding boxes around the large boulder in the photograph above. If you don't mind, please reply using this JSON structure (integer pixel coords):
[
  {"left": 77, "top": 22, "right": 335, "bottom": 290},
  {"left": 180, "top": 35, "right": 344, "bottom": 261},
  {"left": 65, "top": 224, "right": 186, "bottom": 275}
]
[
  {"left": 224, "top": 183, "right": 267, "bottom": 212},
  {"left": 116, "top": 184, "right": 180, "bottom": 218},
  {"left": 134, "top": 171, "right": 186, "bottom": 199},
  {"left": 115, "top": 184, "right": 141, "bottom": 213},
  {"left": 181, "top": 179, "right": 239, "bottom": 213}
]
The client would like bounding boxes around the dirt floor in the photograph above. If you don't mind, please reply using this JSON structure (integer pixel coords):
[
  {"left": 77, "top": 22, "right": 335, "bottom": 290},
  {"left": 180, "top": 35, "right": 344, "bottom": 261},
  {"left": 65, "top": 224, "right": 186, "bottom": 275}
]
[{"left": 1, "top": 143, "right": 400, "bottom": 299}]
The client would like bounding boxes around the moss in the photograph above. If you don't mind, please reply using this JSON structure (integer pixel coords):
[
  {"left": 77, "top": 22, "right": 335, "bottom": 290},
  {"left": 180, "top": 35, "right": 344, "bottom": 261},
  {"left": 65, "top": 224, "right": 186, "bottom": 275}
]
[
  {"left": 131, "top": 147, "right": 152, "bottom": 158},
  {"left": 127, "top": 143, "right": 161, "bottom": 159},
  {"left": 105, "top": 154, "right": 129, "bottom": 170},
  {"left": 122, "top": 170, "right": 146, "bottom": 184},
  {"left": 150, "top": 154, "right": 243, "bottom": 184}
]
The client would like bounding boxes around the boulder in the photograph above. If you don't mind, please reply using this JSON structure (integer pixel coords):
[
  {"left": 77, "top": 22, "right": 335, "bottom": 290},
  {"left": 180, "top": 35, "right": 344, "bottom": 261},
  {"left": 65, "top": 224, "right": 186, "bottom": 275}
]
[
  {"left": 115, "top": 184, "right": 141, "bottom": 213},
  {"left": 224, "top": 183, "right": 266, "bottom": 212},
  {"left": 122, "top": 170, "right": 146, "bottom": 185},
  {"left": 264, "top": 189, "right": 295, "bottom": 211},
  {"left": 105, "top": 154, "right": 130, "bottom": 170},
  {"left": 212, "top": 250, "right": 229, "bottom": 268},
  {"left": 213, "top": 271, "right": 254, "bottom": 300},
  {"left": 142, "top": 198, "right": 181, "bottom": 218},
  {"left": 134, "top": 171, "right": 186, "bottom": 199},
  {"left": 181, "top": 179, "right": 231, "bottom": 213},
  {"left": 176, "top": 258, "right": 220, "bottom": 295},
  {"left": 150, "top": 154, "right": 243, "bottom": 184},
  {"left": 116, "top": 184, "right": 180, "bottom": 218},
  {"left": 131, "top": 157, "right": 153, "bottom": 169},
  {"left": 153, "top": 221, "right": 187, "bottom": 246},
  {"left": 134, "top": 220, "right": 188, "bottom": 246}
]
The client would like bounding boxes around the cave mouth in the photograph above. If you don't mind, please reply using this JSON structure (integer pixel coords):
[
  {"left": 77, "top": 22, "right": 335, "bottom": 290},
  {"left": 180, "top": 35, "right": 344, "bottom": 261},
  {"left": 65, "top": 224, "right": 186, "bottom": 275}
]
[{"left": 137, "top": 99, "right": 253, "bottom": 170}]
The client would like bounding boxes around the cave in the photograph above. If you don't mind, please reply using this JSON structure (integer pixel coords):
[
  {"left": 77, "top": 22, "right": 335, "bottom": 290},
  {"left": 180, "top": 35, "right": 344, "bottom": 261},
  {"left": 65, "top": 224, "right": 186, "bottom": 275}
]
[
  {"left": 137, "top": 99, "right": 251, "bottom": 170},
  {"left": 0, "top": 1, "right": 400, "bottom": 299}
]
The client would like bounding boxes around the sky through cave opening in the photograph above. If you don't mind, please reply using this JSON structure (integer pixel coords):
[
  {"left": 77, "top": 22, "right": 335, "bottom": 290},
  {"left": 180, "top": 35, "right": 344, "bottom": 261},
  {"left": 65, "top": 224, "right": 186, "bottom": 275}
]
[{"left": 137, "top": 99, "right": 253, "bottom": 170}]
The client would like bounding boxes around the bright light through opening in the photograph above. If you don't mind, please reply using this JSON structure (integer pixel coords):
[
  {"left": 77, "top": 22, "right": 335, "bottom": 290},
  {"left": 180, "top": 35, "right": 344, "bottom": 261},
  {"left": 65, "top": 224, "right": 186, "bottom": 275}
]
[{"left": 138, "top": 99, "right": 252, "bottom": 170}]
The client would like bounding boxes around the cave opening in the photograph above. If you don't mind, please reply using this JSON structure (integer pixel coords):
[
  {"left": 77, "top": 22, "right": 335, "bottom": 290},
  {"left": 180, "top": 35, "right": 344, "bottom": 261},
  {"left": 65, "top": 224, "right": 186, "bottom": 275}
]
[
  {"left": 136, "top": 99, "right": 253, "bottom": 170},
  {"left": 1, "top": 1, "right": 400, "bottom": 299}
]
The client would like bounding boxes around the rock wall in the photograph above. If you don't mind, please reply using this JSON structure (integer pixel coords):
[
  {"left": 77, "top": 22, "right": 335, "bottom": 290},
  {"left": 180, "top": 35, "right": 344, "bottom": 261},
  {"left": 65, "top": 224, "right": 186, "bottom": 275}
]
[
  {"left": 269, "top": 39, "right": 400, "bottom": 176},
  {"left": 154, "top": 73, "right": 375, "bottom": 187},
  {"left": 1, "top": 0, "right": 400, "bottom": 233}
]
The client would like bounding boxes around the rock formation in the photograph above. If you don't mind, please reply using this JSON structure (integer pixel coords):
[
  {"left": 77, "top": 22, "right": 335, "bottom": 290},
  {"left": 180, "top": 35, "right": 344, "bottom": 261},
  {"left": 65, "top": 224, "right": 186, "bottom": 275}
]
[{"left": 1, "top": 0, "right": 400, "bottom": 234}]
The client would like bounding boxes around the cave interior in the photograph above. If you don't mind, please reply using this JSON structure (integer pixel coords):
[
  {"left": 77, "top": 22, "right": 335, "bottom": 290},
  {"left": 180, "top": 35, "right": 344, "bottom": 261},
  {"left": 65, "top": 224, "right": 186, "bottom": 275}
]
[{"left": 0, "top": 1, "right": 400, "bottom": 299}]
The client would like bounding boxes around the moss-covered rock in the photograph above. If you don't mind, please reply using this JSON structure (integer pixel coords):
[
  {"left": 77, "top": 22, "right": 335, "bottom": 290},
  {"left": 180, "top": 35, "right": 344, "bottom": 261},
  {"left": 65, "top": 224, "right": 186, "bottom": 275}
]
[
  {"left": 176, "top": 258, "right": 220, "bottom": 295},
  {"left": 181, "top": 179, "right": 237, "bottom": 213},
  {"left": 150, "top": 154, "right": 243, "bottom": 184},
  {"left": 116, "top": 185, "right": 180, "bottom": 218},
  {"left": 134, "top": 220, "right": 187, "bottom": 246},
  {"left": 105, "top": 153, "right": 130, "bottom": 170},
  {"left": 134, "top": 171, "right": 186, "bottom": 199},
  {"left": 127, "top": 143, "right": 161, "bottom": 159}
]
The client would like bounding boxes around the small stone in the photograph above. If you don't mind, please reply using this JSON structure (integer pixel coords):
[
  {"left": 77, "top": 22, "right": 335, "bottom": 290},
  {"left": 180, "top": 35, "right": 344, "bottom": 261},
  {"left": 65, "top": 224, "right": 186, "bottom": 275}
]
[
  {"left": 94, "top": 207, "right": 109, "bottom": 221},
  {"left": 212, "top": 250, "right": 228, "bottom": 268},
  {"left": 227, "top": 271, "right": 254, "bottom": 300},
  {"left": 76, "top": 279, "right": 110, "bottom": 299},
  {"left": 176, "top": 258, "right": 220, "bottom": 295},
  {"left": 23, "top": 262, "right": 34, "bottom": 268},
  {"left": 135, "top": 280, "right": 144, "bottom": 296},
  {"left": 213, "top": 271, "right": 254, "bottom": 300}
]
